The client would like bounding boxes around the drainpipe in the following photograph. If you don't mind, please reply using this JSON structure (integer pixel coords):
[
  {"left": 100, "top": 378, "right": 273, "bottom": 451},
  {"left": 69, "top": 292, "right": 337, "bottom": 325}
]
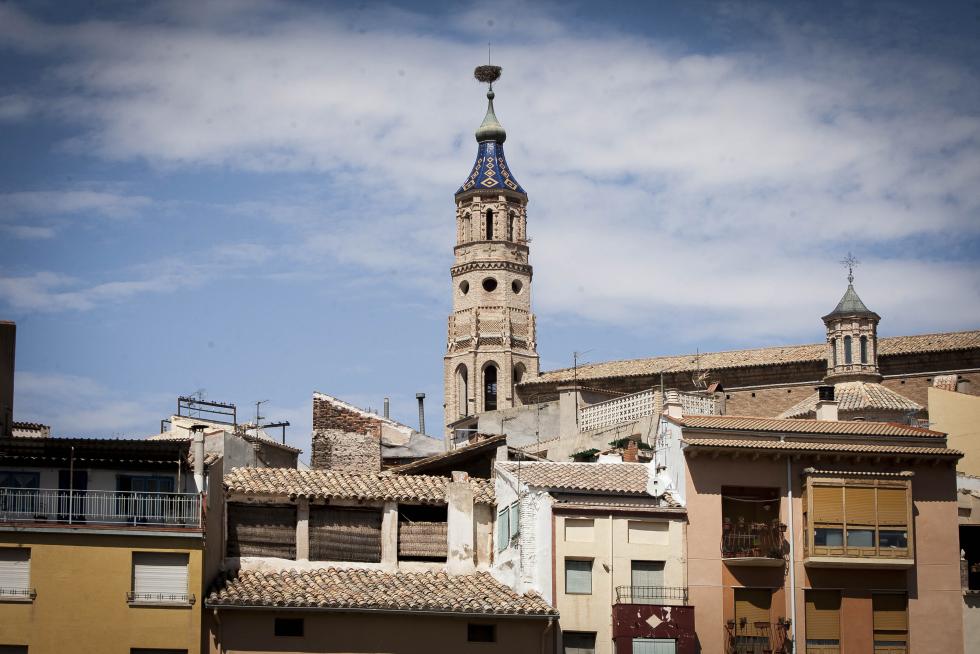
[
  {"left": 416, "top": 393, "right": 426, "bottom": 434},
  {"left": 784, "top": 438, "right": 798, "bottom": 647}
]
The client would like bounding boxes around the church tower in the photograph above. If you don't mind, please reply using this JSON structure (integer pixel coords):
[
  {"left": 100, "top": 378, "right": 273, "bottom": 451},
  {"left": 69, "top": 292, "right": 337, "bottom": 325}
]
[
  {"left": 443, "top": 65, "right": 539, "bottom": 436},
  {"left": 821, "top": 257, "right": 881, "bottom": 384}
]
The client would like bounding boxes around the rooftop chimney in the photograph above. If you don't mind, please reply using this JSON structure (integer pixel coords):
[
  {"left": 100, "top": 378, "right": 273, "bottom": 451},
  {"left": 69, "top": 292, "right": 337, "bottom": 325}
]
[
  {"left": 815, "top": 385, "right": 838, "bottom": 421},
  {"left": 383, "top": 397, "right": 390, "bottom": 420},
  {"left": 190, "top": 424, "right": 206, "bottom": 494},
  {"left": 416, "top": 393, "right": 426, "bottom": 434}
]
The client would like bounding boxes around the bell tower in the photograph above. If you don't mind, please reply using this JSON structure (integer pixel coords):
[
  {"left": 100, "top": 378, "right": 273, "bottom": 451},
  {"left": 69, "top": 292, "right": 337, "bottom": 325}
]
[
  {"left": 822, "top": 254, "right": 881, "bottom": 384},
  {"left": 443, "top": 65, "right": 539, "bottom": 437}
]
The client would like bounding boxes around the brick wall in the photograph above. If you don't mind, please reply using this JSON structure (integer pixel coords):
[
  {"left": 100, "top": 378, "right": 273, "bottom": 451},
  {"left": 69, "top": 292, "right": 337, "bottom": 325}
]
[
  {"left": 311, "top": 395, "right": 383, "bottom": 473},
  {"left": 311, "top": 429, "right": 381, "bottom": 473}
]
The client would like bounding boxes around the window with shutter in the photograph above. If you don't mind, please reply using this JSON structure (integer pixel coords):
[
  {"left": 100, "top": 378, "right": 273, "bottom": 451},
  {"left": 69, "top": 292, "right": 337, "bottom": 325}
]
[
  {"left": 0, "top": 548, "right": 31, "bottom": 599},
  {"left": 872, "top": 593, "right": 907, "bottom": 653},
  {"left": 496, "top": 508, "right": 510, "bottom": 553},
  {"left": 226, "top": 504, "right": 296, "bottom": 559},
  {"left": 565, "top": 559, "right": 592, "bottom": 595},
  {"left": 310, "top": 506, "right": 382, "bottom": 563},
  {"left": 563, "top": 632, "right": 596, "bottom": 654},
  {"left": 131, "top": 552, "right": 189, "bottom": 604},
  {"left": 735, "top": 588, "right": 772, "bottom": 651},
  {"left": 845, "top": 487, "right": 876, "bottom": 551},
  {"left": 509, "top": 502, "right": 520, "bottom": 538},
  {"left": 632, "top": 639, "right": 676, "bottom": 654},
  {"left": 876, "top": 488, "right": 908, "bottom": 525},
  {"left": 806, "top": 479, "right": 912, "bottom": 560},
  {"left": 805, "top": 590, "right": 840, "bottom": 654},
  {"left": 812, "top": 487, "right": 844, "bottom": 523}
]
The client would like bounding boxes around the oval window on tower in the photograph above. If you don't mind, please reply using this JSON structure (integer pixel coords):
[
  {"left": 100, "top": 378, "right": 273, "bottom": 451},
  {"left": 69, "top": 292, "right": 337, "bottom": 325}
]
[
  {"left": 482, "top": 277, "right": 498, "bottom": 292},
  {"left": 459, "top": 280, "right": 470, "bottom": 295},
  {"left": 512, "top": 280, "right": 523, "bottom": 294}
]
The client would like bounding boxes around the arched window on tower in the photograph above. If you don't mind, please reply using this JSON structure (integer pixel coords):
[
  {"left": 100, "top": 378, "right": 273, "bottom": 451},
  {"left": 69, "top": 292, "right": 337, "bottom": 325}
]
[
  {"left": 484, "top": 364, "right": 498, "bottom": 411},
  {"left": 844, "top": 335, "right": 852, "bottom": 364},
  {"left": 461, "top": 213, "right": 471, "bottom": 244},
  {"left": 860, "top": 336, "right": 868, "bottom": 364},
  {"left": 456, "top": 364, "right": 469, "bottom": 418},
  {"left": 507, "top": 212, "right": 516, "bottom": 241},
  {"left": 830, "top": 338, "right": 837, "bottom": 367},
  {"left": 485, "top": 209, "right": 494, "bottom": 240}
]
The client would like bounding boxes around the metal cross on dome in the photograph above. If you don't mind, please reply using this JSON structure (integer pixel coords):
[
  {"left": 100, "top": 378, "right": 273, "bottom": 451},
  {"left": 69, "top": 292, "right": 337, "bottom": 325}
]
[{"left": 840, "top": 252, "right": 860, "bottom": 284}]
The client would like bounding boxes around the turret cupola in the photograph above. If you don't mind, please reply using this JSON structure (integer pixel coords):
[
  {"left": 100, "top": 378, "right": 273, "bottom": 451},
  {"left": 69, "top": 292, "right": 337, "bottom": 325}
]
[{"left": 821, "top": 255, "right": 881, "bottom": 383}]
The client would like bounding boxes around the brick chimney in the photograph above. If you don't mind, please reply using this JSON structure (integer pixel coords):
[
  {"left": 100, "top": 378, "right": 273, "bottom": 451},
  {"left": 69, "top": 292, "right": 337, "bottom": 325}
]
[
  {"left": 815, "top": 385, "right": 839, "bottom": 421},
  {"left": 623, "top": 440, "right": 639, "bottom": 463}
]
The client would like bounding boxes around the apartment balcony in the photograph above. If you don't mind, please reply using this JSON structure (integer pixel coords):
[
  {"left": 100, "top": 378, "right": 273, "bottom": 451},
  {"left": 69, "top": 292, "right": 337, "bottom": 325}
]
[
  {"left": 722, "top": 518, "right": 786, "bottom": 567},
  {"left": 615, "top": 585, "right": 689, "bottom": 606},
  {"left": 0, "top": 487, "right": 203, "bottom": 531},
  {"left": 724, "top": 619, "right": 790, "bottom": 654}
]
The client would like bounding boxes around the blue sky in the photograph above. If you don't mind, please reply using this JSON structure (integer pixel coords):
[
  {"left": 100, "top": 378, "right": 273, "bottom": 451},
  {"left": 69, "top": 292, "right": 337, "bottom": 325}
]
[{"left": 1, "top": 0, "right": 978, "bottom": 455}]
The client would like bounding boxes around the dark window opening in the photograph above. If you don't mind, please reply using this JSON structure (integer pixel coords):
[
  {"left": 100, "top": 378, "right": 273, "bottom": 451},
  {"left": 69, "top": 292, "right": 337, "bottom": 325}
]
[
  {"left": 485, "top": 209, "right": 494, "bottom": 240},
  {"left": 844, "top": 336, "right": 852, "bottom": 364},
  {"left": 275, "top": 618, "right": 304, "bottom": 637},
  {"left": 562, "top": 632, "right": 596, "bottom": 653},
  {"left": 507, "top": 212, "right": 515, "bottom": 241},
  {"left": 468, "top": 624, "right": 496, "bottom": 643},
  {"left": 962, "top": 525, "right": 980, "bottom": 591},
  {"left": 830, "top": 338, "right": 837, "bottom": 367},
  {"left": 482, "top": 277, "right": 498, "bottom": 292},
  {"left": 484, "top": 365, "right": 498, "bottom": 411},
  {"left": 860, "top": 336, "right": 868, "bottom": 364}
]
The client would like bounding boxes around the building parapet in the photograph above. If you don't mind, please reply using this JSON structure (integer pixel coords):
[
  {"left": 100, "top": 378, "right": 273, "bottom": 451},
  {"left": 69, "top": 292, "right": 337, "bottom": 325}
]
[{"left": 578, "top": 388, "right": 720, "bottom": 432}]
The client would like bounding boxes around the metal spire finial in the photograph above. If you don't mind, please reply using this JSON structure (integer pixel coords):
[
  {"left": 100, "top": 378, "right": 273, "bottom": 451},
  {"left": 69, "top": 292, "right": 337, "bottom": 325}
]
[{"left": 840, "top": 252, "right": 860, "bottom": 285}]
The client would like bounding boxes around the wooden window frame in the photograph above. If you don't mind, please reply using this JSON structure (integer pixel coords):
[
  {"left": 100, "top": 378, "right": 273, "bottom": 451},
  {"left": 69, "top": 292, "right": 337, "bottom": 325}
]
[{"left": 803, "top": 478, "right": 912, "bottom": 561}]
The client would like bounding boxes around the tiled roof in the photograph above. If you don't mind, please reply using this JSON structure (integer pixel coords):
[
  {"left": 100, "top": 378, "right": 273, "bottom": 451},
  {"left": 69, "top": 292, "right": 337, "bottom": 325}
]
[
  {"left": 224, "top": 467, "right": 495, "bottom": 505},
  {"left": 675, "top": 414, "right": 944, "bottom": 438},
  {"left": 682, "top": 438, "right": 962, "bottom": 457},
  {"left": 388, "top": 435, "right": 506, "bottom": 474},
  {"left": 206, "top": 568, "right": 556, "bottom": 616},
  {"left": 778, "top": 381, "right": 921, "bottom": 419},
  {"left": 498, "top": 462, "right": 649, "bottom": 495},
  {"left": 524, "top": 330, "right": 980, "bottom": 385},
  {"left": 552, "top": 492, "right": 683, "bottom": 511},
  {"left": 823, "top": 283, "right": 876, "bottom": 319}
]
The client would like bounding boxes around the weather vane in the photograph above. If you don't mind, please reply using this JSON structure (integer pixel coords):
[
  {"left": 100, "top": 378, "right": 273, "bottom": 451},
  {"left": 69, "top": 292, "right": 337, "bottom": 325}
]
[{"left": 840, "top": 252, "right": 860, "bottom": 284}]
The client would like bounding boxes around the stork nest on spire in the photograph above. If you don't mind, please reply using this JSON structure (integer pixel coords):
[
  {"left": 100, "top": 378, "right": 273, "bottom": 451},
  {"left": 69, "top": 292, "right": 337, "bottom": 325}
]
[{"left": 474, "top": 65, "right": 502, "bottom": 84}]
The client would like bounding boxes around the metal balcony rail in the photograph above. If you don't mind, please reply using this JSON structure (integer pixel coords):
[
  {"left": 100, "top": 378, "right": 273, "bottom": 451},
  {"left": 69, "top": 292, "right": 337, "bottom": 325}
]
[
  {"left": 722, "top": 518, "right": 786, "bottom": 559},
  {"left": 0, "top": 487, "right": 202, "bottom": 528},
  {"left": 127, "top": 592, "right": 196, "bottom": 605},
  {"left": 724, "top": 619, "right": 790, "bottom": 654},
  {"left": 0, "top": 587, "right": 36, "bottom": 600},
  {"left": 615, "top": 585, "right": 689, "bottom": 605}
]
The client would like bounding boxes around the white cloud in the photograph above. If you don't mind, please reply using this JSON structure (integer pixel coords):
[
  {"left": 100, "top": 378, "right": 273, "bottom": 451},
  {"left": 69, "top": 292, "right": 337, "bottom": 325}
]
[
  {"left": 0, "top": 190, "right": 152, "bottom": 219},
  {"left": 14, "top": 371, "right": 168, "bottom": 435},
  {"left": 0, "top": 2, "right": 977, "bottom": 340}
]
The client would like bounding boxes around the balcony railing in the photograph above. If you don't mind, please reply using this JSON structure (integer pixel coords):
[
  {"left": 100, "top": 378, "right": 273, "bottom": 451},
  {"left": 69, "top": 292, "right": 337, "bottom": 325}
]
[
  {"left": 615, "top": 585, "right": 689, "bottom": 606},
  {"left": 725, "top": 619, "right": 790, "bottom": 654},
  {"left": 127, "top": 591, "right": 196, "bottom": 605},
  {"left": 0, "top": 487, "right": 202, "bottom": 529},
  {"left": 722, "top": 518, "right": 786, "bottom": 560},
  {"left": 0, "top": 587, "right": 36, "bottom": 601}
]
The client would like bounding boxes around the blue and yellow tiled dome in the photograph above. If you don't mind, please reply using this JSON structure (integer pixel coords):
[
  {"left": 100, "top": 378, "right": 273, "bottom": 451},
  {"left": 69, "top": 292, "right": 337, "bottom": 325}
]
[{"left": 456, "top": 90, "right": 526, "bottom": 196}]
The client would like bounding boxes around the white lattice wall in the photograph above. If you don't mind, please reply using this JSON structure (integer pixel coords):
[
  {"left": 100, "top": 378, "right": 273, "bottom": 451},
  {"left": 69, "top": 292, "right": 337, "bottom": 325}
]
[{"left": 579, "top": 389, "right": 657, "bottom": 431}]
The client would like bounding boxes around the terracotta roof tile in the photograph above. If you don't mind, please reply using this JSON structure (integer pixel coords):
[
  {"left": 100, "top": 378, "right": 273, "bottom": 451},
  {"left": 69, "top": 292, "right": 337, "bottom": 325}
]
[
  {"left": 499, "top": 462, "right": 649, "bottom": 495},
  {"left": 682, "top": 438, "right": 962, "bottom": 457},
  {"left": 525, "top": 330, "right": 980, "bottom": 385},
  {"left": 205, "top": 568, "right": 557, "bottom": 616},
  {"left": 676, "top": 414, "right": 944, "bottom": 438},
  {"left": 778, "top": 381, "right": 921, "bottom": 418},
  {"left": 224, "top": 467, "right": 495, "bottom": 505}
]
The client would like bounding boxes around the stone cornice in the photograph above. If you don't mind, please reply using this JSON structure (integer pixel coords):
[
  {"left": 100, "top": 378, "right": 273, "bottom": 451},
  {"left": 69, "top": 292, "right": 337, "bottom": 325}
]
[{"left": 451, "top": 260, "right": 533, "bottom": 277}]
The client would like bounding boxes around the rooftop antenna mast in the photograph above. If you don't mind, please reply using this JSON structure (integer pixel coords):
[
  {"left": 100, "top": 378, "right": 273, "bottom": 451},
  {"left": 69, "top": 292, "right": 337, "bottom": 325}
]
[
  {"left": 254, "top": 400, "right": 267, "bottom": 434},
  {"left": 572, "top": 349, "right": 594, "bottom": 427}
]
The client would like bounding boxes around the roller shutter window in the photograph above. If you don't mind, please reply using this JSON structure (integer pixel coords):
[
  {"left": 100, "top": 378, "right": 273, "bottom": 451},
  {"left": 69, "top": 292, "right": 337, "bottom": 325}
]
[
  {"left": 873, "top": 593, "right": 908, "bottom": 654},
  {"left": 845, "top": 487, "right": 876, "bottom": 550},
  {"left": 509, "top": 502, "right": 520, "bottom": 537},
  {"left": 226, "top": 504, "right": 296, "bottom": 559},
  {"left": 805, "top": 590, "right": 841, "bottom": 654},
  {"left": 132, "top": 552, "right": 188, "bottom": 602},
  {"left": 632, "top": 639, "right": 677, "bottom": 654},
  {"left": 310, "top": 507, "right": 382, "bottom": 563},
  {"left": 734, "top": 588, "right": 771, "bottom": 637},
  {"left": 877, "top": 487, "right": 910, "bottom": 552},
  {"left": 0, "top": 548, "right": 30, "bottom": 594},
  {"left": 812, "top": 486, "right": 843, "bottom": 523},
  {"left": 565, "top": 559, "right": 592, "bottom": 595}
]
